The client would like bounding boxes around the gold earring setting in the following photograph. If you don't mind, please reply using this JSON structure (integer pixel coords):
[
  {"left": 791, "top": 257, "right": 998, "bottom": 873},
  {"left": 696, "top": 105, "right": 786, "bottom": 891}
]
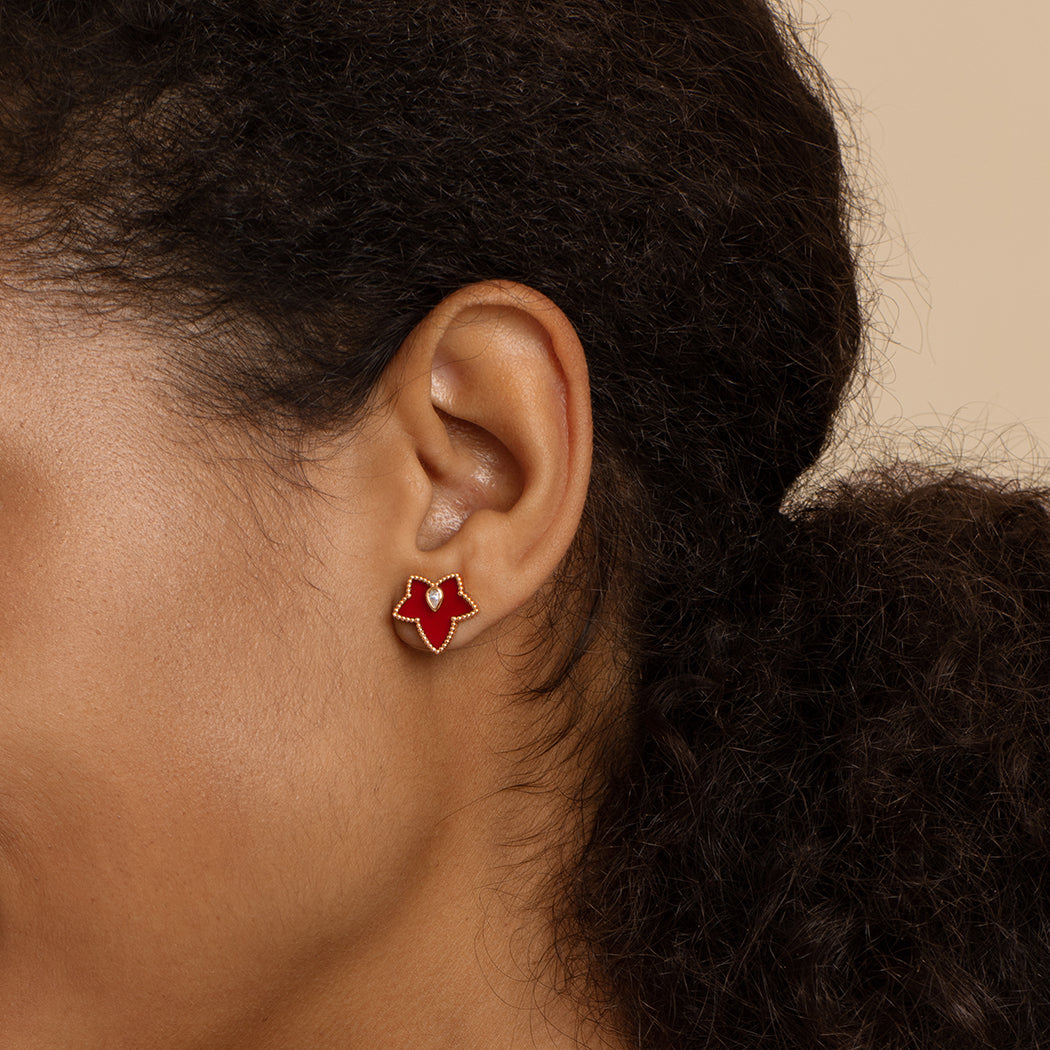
[{"left": 393, "top": 573, "right": 478, "bottom": 653}]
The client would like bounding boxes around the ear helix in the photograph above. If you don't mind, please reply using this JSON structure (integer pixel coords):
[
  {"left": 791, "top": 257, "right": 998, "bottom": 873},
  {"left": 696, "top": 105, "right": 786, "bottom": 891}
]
[{"left": 392, "top": 573, "right": 479, "bottom": 654}]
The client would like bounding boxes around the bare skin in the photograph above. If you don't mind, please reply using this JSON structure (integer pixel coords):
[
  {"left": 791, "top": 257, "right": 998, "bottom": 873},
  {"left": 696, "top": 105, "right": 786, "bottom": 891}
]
[{"left": 0, "top": 279, "right": 619, "bottom": 1049}]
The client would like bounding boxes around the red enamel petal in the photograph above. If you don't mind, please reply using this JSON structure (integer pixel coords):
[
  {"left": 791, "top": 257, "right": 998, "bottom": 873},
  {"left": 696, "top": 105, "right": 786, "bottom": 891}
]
[
  {"left": 439, "top": 577, "right": 475, "bottom": 617},
  {"left": 396, "top": 579, "right": 431, "bottom": 620},
  {"left": 418, "top": 605, "right": 455, "bottom": 650}
]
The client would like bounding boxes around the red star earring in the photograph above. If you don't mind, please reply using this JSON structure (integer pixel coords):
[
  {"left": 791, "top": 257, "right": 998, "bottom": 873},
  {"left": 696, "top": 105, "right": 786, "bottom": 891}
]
[{"left": 392, "top": 573, "right": 479, "bottom": 654}]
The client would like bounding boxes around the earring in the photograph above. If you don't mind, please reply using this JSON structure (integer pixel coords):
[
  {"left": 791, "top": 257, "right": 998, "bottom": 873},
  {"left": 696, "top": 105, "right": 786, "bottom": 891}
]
[{"left": 392, "top": 573, "right": 479, "bottom": 654}]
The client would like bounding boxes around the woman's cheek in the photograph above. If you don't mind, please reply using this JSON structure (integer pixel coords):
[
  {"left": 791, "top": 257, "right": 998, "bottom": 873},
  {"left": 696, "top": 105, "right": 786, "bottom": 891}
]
[{"left": 0, "top": 419, "right": 296, "bottom": 1031}]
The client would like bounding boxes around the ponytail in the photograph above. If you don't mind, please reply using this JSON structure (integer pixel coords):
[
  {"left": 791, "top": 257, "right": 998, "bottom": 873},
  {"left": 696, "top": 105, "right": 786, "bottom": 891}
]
[{"left": 577, "top": 466, "right": 1050, "bottom": 1048}]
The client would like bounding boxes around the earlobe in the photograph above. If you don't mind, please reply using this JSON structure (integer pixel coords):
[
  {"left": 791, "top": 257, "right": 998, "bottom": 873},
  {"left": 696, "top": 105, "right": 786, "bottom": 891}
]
[{"left": 384, "top": 280, "right": 592, "bottom": 655}]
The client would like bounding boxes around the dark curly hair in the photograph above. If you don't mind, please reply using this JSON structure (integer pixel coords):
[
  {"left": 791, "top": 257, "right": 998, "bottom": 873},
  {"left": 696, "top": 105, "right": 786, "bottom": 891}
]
[{"left": 2, "top": 2, "right": 1048, "bottom": 1047}]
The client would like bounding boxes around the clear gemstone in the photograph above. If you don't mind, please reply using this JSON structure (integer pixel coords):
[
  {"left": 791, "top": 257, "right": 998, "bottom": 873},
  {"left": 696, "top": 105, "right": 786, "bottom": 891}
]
[{"left": 426, "top": 586, "right": 443, "bottom": 612}]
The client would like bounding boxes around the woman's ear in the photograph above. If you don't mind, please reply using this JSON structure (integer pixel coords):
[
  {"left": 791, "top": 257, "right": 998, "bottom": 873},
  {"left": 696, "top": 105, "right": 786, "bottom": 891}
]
[{"left": 378, "top": 279, "right": 592, "bottom": 654}]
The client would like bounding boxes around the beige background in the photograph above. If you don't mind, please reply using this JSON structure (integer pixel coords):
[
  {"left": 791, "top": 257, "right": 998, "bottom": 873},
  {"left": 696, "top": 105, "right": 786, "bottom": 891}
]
[{"left": 789, "top": 1, "right": 1050, "bottom": 475}]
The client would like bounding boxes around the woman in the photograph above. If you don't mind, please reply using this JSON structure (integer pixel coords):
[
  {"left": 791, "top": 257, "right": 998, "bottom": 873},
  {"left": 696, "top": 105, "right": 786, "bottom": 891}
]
[{"left": 0, "top": 2, "right": 1046, "bottom": 1047}]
